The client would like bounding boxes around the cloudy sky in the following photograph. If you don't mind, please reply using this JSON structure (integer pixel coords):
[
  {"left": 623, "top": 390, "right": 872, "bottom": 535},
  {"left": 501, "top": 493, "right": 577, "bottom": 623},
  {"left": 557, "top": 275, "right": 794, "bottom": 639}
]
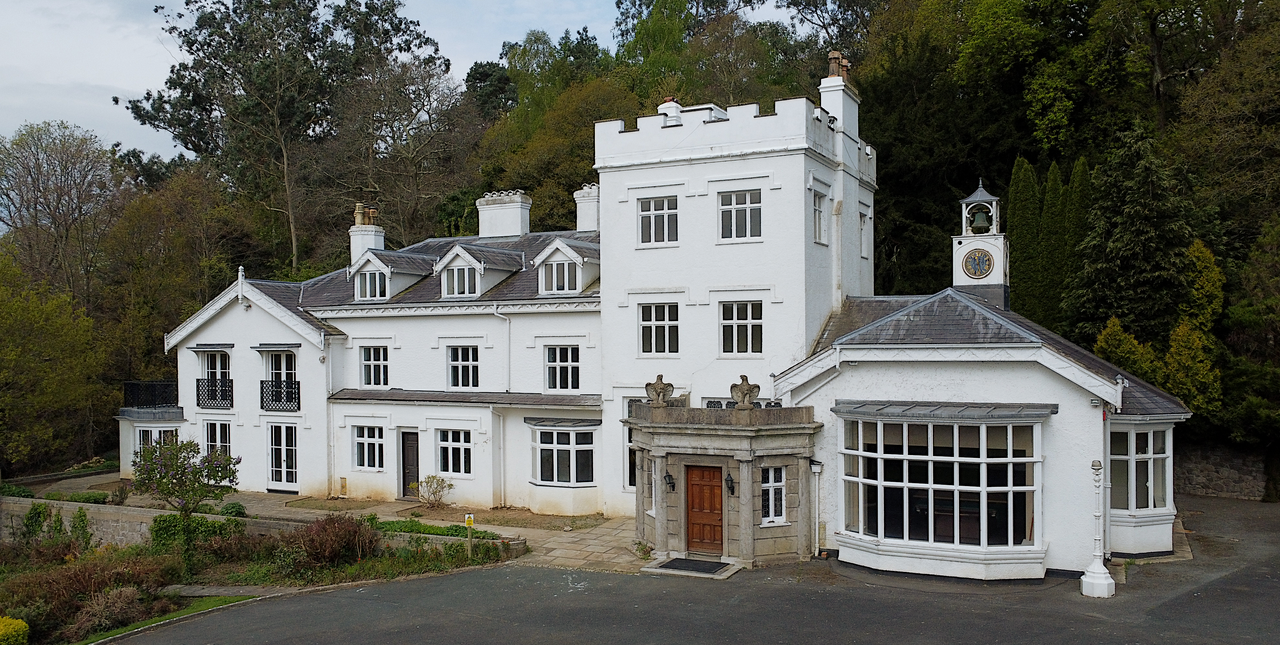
[{"left": 0, "top": 0, "right": 788, "bottom": 159}]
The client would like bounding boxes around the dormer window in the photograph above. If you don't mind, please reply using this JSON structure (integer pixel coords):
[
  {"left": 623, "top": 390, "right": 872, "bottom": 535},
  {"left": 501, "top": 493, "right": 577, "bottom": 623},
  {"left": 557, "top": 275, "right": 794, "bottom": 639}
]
[
  {"left": 356, "top": 271, "right": 387, "bottom": 300},
  {"left": 444, "top": 266, "right": 477, "bottom": 297},
  {"left": 542, "top": 261, "right": 579, "bottom": 294}
]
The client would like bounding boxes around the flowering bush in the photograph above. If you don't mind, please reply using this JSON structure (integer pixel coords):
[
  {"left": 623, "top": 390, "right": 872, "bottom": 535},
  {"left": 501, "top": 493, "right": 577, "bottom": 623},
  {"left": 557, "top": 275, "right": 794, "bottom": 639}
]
[{"left": 130, "top": 440, "right": 240, "bottom": 519}]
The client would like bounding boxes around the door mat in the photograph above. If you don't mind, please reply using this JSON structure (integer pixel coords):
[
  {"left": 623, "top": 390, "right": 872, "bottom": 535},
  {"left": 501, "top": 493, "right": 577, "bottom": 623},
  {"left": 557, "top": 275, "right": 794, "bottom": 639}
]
[{"left": 658, "top": 558, "right": 730, "bottom": 574}]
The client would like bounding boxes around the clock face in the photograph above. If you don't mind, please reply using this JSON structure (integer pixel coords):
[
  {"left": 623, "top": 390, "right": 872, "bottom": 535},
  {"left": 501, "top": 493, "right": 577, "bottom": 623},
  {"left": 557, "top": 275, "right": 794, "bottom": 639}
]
[{"left": 962, "top": 248, "right": 994, "bottom": 279}]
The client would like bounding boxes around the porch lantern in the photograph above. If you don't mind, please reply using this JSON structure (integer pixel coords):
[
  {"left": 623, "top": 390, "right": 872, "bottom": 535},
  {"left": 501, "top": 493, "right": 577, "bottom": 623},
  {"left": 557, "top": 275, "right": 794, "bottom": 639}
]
[
  {"left": 664, "top": 471, "right": 675, "bottom": 491},
  {"left": 724, "top": 472, "right": 736, "bottom": 495}
]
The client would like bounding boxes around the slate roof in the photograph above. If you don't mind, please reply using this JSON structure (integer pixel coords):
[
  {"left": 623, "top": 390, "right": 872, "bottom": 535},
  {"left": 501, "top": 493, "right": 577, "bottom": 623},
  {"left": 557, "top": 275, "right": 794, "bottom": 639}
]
[
  {"left": 822, "top": 288, "right": 1189, "bottom": 418},
  {"left": 247, "top": 280, "right": 345, "bottom": 335},
  {"left": 330, "top": 388, "right": 602, "bottom": 408},
  {"left": 833, "top": 400, "right": 1058, "bottom": 421},
  {"left": 250, "top": 231, "right": 601, "bottom": 313},
  {"left": 457, "top": 244, "right": 526, "bottom": 272},
  {"left": 368, "top": 249, "right": 437, "bottom": 275},
  {"left": 524, "top": 417, "right": 603, "bottom": 428}
]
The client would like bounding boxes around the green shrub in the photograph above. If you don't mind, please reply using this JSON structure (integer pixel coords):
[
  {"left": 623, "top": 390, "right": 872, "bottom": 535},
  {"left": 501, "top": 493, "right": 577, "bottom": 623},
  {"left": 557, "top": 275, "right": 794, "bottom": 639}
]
[
  {"left": 70, "top": 508, "right": 93, "bottom": 551},
  {"left": 60, "top": 586, "right": 148, "bottom": 643},
  {"left": 42, "top": 491, "right": 110, "bottom": 504},
  {"left": 0, "top": 615, "right": 28, "bottom": 645},
  {"left": 218, "top": 502, "right": 247, "bottom": 517},
  {"left": 378, "top": 519, "right": 502, "bottom": 540},
  {"left": 149, "top": 514, "right": 245, "bottom": 550},
  {"left": 0, "top": 483, "right": 34, "bottom": 499}
]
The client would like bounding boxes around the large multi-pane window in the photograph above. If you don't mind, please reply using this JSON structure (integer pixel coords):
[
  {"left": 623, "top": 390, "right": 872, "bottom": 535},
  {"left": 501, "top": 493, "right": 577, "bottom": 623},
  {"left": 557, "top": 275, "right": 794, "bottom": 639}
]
[
  {"left": 719, "top": 190, "right": 762, "bottom": 239},
  {"left": 270, "top": 424, "right": 297, "bottom": 485},
  {"left": 546, "top": 346, "right": 580, "bottom": 390},
  {"left": 356, "top": 271, "right": 387, "bottom": 300},
  {"left": 205, "top": 422, "right": 230, "bottom": 456},
  {"left": 1110, "top": 429, "right": 1170, "bottom": 511},
  {"left": 640, "top": 303, "right": 679, "bottom": 354},
  {"left": 205, "top": 352, "right": 230, "bottom": 380},
  {"left": 448, "top": 346, "right": 479, "bottom": 388},
  {"left": 721, "top": 301, "right": 763, "bottom": 354},
  {"left": 639, "top": 196, "right": 678, "bottom": 244},
  {"left": 440, "top": 430, "right": 472, "bottom": 475},
  {"left": 354, "top": 426, "right": 384, "bottom": 469},
  {"left": 538, "top": 430, "right": 594, "bottom": 484},
  {"left": 840, "top": 420, "right": 1038, "bottom": 548},
  {"left": 362, "top": 346, "right": 388, "bottom": 386}
]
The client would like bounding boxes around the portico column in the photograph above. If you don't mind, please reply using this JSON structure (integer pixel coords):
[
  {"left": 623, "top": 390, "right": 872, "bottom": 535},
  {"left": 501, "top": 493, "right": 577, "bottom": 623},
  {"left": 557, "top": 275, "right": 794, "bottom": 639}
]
[
  {"left": 652, "top": 452, "right": 670, "bottom": 554},
  {"left": 738, "top": 455, "right": 755, "bottom": 566},
  {"left": 635, "top": 449, "right": 646, "bottom": 544}
]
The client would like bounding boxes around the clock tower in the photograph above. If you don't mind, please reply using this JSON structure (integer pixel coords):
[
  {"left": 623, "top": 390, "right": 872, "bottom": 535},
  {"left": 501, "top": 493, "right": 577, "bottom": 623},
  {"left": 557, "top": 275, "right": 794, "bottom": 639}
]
[{"left": 953, "top": 180, "right": 1009, "bottom": 309}]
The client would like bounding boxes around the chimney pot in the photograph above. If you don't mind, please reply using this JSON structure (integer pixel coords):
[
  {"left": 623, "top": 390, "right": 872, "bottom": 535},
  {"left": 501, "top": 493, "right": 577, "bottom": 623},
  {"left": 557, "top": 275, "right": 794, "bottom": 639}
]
[{"left": 475, "top": 190, "right": 532, "bottom": 238}]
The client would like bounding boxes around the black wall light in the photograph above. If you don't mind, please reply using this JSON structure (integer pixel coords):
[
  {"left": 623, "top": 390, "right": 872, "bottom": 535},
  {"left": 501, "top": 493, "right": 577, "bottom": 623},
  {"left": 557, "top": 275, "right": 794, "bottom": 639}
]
[
  {"left": 724, "top": 472, "right": 736, "bottom": 495},
  {"left": 663, "top": 471, "right": 675, "bottom": 491}
]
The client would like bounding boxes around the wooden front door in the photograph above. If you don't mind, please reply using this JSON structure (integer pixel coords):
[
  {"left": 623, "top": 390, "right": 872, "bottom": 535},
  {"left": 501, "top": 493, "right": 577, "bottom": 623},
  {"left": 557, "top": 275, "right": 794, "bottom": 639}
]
[
  {"left": 687, "top": 466, "right": 724, "bottom": 554},
  {"left": 401, "top": 432, "right": 419, "bottom": 498}
]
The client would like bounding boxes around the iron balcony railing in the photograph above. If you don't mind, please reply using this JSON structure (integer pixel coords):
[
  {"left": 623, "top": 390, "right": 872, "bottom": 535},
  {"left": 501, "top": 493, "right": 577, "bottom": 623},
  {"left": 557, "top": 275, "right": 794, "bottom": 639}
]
[
  {"left": 261, "top": 380, "right": 300, "bottom": 412},
  {"left": 123, "top": 380, "right": 178, "bottom": 409},
  {"left": 196, "top": 378, "right": 234, "bottom": 409}
]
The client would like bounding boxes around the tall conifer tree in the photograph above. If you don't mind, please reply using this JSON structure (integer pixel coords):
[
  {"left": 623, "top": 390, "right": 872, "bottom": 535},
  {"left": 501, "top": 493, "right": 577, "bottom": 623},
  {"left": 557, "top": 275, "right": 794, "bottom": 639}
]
[
  {"left": 1006, "top": 157, "right": 1042, "bottom": 319},
  {"left": 1038, "top": 162, "right": 1066, "bottom": 331}
]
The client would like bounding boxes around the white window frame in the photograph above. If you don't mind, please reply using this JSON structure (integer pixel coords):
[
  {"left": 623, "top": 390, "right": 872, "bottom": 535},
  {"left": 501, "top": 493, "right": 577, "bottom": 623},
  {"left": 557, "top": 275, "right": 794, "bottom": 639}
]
[
  {"left": 356, "top": 270, "right": 388, "bottom": 300},
  {"left": 638, "top": 196, "right": 678, "bottom": 245},
  {"left": 439, "top": 429, "right": 473, "bottom": 476},
  {"left": 761, "top": 466, "right": 786, "bottom": 526},
  {"left": 354, "top": 425, "right": 385, "bottom": 470},
  {"left": 1109, "top": 428, "right": 1172, "bottom": 511},
  {"left": 545, "top": 345, "right": 580, "bottom": 391},
  {"left": 362, "top": 346, "right": 389, "bottom": 387},
  {"left": 266, "top": 352, "right": 296, "bottom": 382},
  {"left": 718, "top": 189, "right": 762, "bottom": 241},
  {"left": 443, "top": 265, "right": 478, "bottom": 298},
  {"left": 813, "top": 191, "right": 828, "bottom": 245},
  {"left": 204, "top": 352, "right": 230, "bottom": 380},
  {"left": 541, "top": 260, "right": 580, "bottom": 294},
  {"left": 536, "top": 429, "right": 594, "bottom": 486},
  {"left": 448, "top": 346, "right": 479, "bottom": 389},
  {"left": 205, "top": 421, "right": 231, "bottom": 456},
  {"left": 720, "top": 301, "right": 763, "bottom": 355},
  {"left": 268, "top": 423, "right": 298, "bottom": 486},
  {"left": 837, "top": 419, "right": 1041, "bottom": 549},
  {"left": 139, "top": 427, "right": 178, "bottom": 449},
  {"left": 639, "top": 303, "right": 679, "bottom": 355}
]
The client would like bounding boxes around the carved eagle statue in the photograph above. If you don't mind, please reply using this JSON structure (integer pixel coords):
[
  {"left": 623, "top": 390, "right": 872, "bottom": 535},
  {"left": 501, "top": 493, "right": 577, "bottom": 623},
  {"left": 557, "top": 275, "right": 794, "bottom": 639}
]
[
  {"left": 730, "top": 375, "right": 760, "bottom": 410},
  {"left": 645, "top": 374, "right": 674, "bottom": 408}
]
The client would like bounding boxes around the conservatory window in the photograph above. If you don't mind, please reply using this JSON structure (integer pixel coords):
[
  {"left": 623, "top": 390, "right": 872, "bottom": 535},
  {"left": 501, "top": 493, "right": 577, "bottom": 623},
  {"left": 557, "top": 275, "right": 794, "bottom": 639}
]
[
  {"left": 1110, "top": 429, "right": 1170, "bottom": 510},
  {"left": 839, "top": 420, "right": 1039, "bottom": 547}
]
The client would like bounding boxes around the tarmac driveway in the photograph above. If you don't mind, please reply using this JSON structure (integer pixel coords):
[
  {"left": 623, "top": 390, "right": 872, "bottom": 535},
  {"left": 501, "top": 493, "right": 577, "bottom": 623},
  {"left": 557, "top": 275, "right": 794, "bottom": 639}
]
[{"left": 122, "top": 494, "right": 1279, "bottom": 644}]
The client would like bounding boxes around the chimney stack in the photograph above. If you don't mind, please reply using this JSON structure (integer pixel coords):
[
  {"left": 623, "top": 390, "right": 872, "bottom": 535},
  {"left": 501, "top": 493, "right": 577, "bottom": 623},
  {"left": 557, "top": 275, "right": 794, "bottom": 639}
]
[
  {"left": 349, "top": 202, "right": 385, "bottom": 265},
  {"left": 574, "top": 184, "right": 600, "bottom": 231},
  {"left": 475, "top": 190, "right": 532, "bottom": 238}
]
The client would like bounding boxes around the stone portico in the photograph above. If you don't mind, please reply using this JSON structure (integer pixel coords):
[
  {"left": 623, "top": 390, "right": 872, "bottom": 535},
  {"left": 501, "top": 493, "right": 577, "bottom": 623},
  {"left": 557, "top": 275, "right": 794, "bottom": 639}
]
[{"left": 625, "top": 399, "right": 823, "bottom": 568}]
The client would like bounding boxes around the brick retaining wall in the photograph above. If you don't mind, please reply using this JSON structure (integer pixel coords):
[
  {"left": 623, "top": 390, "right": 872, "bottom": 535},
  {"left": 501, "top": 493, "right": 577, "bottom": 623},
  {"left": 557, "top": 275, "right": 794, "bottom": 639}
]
[
  {"left": 0, "top": 498, "right": 525, "bottom": 553},
  {"left": 1174, "top": 443, "right": 1268, "bottom": 501}
]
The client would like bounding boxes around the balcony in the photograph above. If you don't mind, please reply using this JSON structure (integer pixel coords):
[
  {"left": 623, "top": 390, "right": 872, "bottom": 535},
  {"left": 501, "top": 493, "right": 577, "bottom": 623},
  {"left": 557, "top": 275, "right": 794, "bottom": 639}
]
[
  {"left": 121, "top": 380, "right": 183, "bottom": 421},
  {"left": 261, "top": 380, "right": 300, "bottom": 412},
  {"left": 196, "top": 378, "right": 234, "bottom": 409}
]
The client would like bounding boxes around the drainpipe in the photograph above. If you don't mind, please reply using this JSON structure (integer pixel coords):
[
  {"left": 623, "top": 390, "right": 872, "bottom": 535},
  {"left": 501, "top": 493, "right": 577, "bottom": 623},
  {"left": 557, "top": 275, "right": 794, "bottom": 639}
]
[
  {"left": 491, "top": 405, "right": 506, "bottom": 508},
  {"left": 492, "top": 305, "right": 511, "bottom": 393},
  {"left": 810, "top": 459, "right": 823, "bottom": 557}
]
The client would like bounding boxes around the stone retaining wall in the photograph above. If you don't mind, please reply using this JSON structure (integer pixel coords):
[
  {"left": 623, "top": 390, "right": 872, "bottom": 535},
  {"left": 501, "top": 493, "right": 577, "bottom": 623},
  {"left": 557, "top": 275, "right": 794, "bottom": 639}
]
[
  {"left": 1174, "top": 443, "right": 1267, "bottom": 501},
  {"left": 0, "top": 497, "right": 525, "bottom": 553}
]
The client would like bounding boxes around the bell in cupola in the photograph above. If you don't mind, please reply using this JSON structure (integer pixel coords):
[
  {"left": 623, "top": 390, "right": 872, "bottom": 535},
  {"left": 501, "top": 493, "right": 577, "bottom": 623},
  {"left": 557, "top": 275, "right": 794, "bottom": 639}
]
[{"left": 970, "top": 205, "right": 993, "bottom": 234}]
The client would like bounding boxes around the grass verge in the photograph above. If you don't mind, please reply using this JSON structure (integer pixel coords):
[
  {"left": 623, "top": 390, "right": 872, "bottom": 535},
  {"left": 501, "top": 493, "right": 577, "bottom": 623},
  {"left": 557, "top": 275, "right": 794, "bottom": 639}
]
[{"left": 71, "top": 596, "right": 254, "bottom": 644}]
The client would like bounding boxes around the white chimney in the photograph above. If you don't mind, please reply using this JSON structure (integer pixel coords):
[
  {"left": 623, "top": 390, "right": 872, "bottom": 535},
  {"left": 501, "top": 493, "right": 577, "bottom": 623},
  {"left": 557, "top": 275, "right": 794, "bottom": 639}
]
[
  {"left": 574, "top": 184, "right": 600, "bottom": 231},
  {"left": 656, "top": 97, "right": 682, "bottom": 126},
  {"left": 349, "top": 202, "right": 385, "bottom": 265},
  {"left": 476, "top": 190, "right": 531, "bottom": 238}
]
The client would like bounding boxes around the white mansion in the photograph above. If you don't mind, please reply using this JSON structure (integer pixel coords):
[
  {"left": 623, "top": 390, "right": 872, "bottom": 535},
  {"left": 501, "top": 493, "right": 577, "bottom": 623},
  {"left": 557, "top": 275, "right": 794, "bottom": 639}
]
[{"left": 119, "top": 66, "right": 1188, "bottom": 586}]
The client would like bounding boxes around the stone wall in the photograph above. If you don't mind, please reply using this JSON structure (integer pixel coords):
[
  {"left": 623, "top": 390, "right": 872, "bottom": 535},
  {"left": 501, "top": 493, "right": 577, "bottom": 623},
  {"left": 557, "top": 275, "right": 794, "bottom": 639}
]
[
  {"left": 0, "top": 498, "right": 525, "bottom": 553},
  {"left": 1175, "top": 444, "right": 1267, "bottom": 501}
]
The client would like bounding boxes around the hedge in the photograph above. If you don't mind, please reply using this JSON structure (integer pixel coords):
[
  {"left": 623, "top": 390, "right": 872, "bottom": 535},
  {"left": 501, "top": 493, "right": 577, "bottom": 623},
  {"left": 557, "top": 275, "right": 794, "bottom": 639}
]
[
  {"left": 41, "top": 491, "right": 109, "bottom": 504},
  {"left": 378, "top": 519, "right": 502, "bottom": 540}
]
